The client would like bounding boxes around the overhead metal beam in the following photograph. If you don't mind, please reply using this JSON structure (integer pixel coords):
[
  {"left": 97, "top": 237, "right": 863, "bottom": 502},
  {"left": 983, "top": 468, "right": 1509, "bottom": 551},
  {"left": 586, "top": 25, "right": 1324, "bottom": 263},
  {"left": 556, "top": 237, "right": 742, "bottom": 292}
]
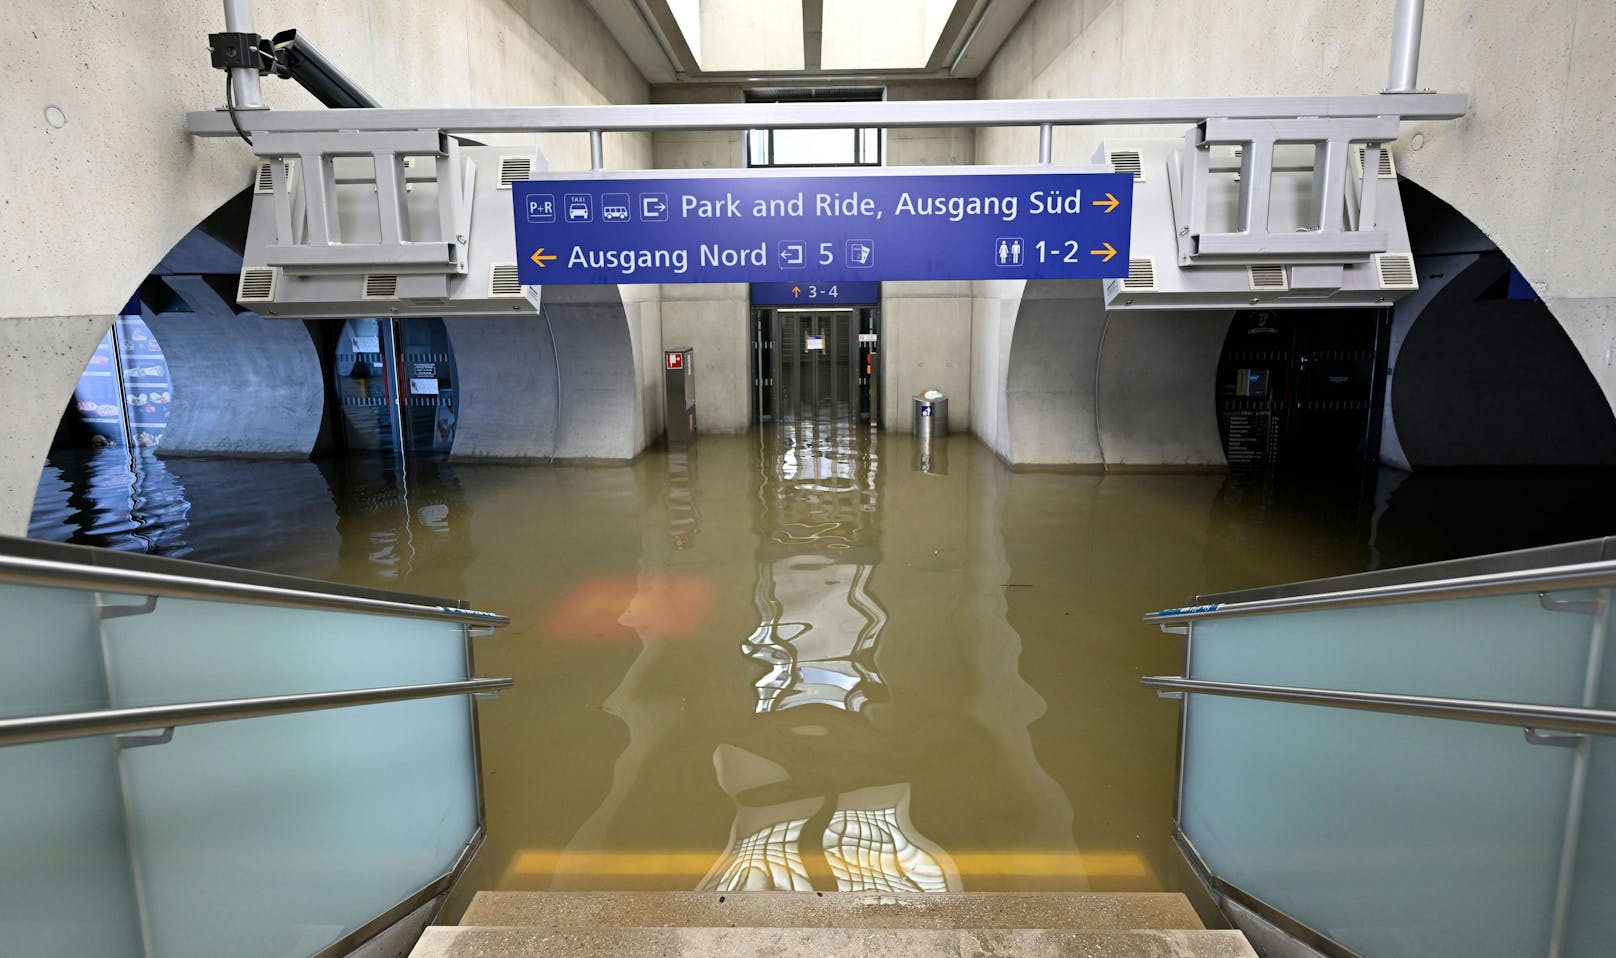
[{"left": 190, "top": 92, "right": 1468, "bottom": 137}]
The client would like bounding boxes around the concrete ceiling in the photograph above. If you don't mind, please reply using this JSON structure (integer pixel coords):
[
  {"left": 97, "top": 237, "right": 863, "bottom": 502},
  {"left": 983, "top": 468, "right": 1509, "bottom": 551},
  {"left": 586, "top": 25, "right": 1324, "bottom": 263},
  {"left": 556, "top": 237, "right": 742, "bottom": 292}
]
[{"left": 584, "top": 0, "right": 1032, "bottom": 84}]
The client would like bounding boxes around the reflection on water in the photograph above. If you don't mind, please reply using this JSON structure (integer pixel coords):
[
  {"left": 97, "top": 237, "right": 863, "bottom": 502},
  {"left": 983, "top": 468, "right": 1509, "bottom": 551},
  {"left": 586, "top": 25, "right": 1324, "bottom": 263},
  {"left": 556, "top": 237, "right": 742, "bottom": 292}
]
[
  {"left": 746, "top": 424, "right": 885, "bottom": 715},
  {"left": 702, "top": 423, "right": 963, "bottom": 892},
  {"left": 31, "top": 448, "right": 193, "bottom": 557},
  {"left": 26, "top": 433, "right": 1616, "bottom": 905}
]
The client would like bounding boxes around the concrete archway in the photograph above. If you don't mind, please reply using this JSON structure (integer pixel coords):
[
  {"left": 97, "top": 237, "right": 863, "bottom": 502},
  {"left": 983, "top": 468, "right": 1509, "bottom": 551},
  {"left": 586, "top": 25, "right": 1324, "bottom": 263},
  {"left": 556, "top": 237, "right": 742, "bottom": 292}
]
[
  {"left": 445, "top": 284, "right": 648, "bottom": 462},
  {"left": 997, "top": 281, "right": 1226, "bottom": 469}
]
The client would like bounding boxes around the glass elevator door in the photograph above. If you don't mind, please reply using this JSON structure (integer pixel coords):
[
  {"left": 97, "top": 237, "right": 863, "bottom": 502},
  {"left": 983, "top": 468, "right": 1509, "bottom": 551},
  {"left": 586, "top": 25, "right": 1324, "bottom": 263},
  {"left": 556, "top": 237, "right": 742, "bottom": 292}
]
[{"left": 774, "top": 310, "right": 857, "bottom": 422}]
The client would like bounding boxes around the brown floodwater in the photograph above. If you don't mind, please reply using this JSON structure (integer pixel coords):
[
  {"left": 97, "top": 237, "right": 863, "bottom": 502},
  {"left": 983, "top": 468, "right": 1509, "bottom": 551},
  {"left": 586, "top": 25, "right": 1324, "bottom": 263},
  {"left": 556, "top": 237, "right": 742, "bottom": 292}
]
[{"left": 29, "top": 427, "right": 1616, "bottom": 910}]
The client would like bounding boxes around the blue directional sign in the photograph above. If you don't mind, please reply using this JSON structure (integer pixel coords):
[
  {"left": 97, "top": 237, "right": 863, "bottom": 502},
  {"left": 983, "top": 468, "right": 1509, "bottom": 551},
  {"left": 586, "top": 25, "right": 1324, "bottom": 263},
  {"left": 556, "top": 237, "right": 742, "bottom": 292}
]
[
  {"left": 513, "top": 168, "right": 1132, "bottom": 286},
  {"left": 751, "top": 281, "right": 881, "bottom": 306}
]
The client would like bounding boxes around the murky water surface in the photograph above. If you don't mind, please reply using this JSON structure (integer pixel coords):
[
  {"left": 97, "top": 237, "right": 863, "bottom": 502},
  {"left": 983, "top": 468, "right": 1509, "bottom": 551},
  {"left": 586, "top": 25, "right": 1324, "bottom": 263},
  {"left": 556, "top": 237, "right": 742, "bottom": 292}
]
[{"left": 30, "top": 430, "right": 1616, "bottom": 903}]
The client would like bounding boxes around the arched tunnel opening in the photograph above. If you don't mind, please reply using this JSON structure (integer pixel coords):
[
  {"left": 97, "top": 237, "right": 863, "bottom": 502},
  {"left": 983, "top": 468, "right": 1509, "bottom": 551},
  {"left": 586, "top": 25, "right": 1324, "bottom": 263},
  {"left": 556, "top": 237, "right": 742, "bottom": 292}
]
[
  {"left": 29, "top": 183, "right": 641, "bottom": 565},
  {"left": 1209, "top": 176, "right": 1616, "bottom": 568}
]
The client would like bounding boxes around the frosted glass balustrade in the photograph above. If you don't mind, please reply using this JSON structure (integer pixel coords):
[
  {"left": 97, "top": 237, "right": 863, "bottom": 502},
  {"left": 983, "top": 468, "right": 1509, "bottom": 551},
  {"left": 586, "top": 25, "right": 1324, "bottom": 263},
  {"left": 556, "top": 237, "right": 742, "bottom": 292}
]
[
  {"left": 1174, "top": 585, "right": 1616, "bottom": 958},
  {"left": 1189, "top": 589, "right": 1604, "bottom": 707},
  {"left": 1181, "top": 694, "right": 1574, "bottom": 958},
  {"left": 0, "top": 581, "right": 111, "bottom": 718},
  {"left": 0, "top": 737, "right": 143, "bottom": 958},
  {"left": 0, "top": 573, "right": 490, "bottom": 958},
  {"left": 126, "top": 696, "right": 479, "bottom": 958}
]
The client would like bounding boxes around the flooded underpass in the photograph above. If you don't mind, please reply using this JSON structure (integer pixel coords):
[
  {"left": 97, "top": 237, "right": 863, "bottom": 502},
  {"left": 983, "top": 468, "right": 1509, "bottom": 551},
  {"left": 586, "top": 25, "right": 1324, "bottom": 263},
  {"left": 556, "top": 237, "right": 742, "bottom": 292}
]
[{"left": 29, "top": 429, "right": 1616, "bottom": 912}]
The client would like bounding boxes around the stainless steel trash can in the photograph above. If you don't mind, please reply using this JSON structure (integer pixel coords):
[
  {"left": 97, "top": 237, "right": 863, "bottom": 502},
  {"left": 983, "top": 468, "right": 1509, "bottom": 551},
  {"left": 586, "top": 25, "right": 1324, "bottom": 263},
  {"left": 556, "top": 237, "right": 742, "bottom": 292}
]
[{"left": 912, "top": 394, "right": 948, "bottom": 438}]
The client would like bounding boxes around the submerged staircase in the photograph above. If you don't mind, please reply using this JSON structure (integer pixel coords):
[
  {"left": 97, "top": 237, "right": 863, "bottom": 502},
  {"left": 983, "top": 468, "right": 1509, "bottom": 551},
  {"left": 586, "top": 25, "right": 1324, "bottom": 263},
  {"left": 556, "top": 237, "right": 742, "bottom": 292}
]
[{"left": 410, "top": 891, "right": 1257, "bottom": 957}]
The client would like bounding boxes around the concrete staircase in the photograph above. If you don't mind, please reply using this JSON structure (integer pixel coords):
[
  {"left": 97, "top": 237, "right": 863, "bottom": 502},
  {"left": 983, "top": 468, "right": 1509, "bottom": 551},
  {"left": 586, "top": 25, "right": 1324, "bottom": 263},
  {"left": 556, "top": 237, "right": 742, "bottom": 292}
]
[{"left": 409, "top": 891, "right": 1258, "bottom": 957}]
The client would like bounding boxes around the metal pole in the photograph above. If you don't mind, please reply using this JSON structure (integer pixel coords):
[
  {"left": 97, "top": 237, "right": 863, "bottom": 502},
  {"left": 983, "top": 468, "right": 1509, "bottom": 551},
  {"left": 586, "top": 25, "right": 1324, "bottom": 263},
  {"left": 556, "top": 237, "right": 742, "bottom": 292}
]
[
  {"left": 1385, "top": 0, "right": 1425, "bottom": 93},
  {"left": 1038, "top": 123, "right": 1053, "bottom": 164},
  {"left": 590, "top": 130, "right": 605, "bottom": 170},
  {"left": 1548, "top": 589, "right": 1607, "bottom": 958},
  {"left": 222, "top": 0, "right": 266, "bottom": 109}
]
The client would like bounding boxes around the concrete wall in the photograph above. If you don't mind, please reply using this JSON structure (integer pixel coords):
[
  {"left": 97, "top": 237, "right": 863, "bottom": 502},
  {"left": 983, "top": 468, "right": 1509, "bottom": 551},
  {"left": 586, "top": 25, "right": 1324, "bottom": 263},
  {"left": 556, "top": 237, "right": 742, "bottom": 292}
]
[
  {"left": 660, "top": 284, "right": 751, "bottom": 433},
  {"left": 970, "top": 280, "right": 1021, "bottom": 461},
  {"left": 0, "top": 317, "right": 112, "bottom": 532},
  {"left": 651, "top": 86, "right": 751, "bottom": 433},
  {"left": 882, "top": 282, "right": 974, "bottom": 432},
  {"left": 975, "top": 0, "right": 1616, "bottom": 443},
  {"left": 880, "top": 84, "right": 978, "bottom": 433},
  {"left": 0, "top": 0, "right": 655, "bottom": 534}
]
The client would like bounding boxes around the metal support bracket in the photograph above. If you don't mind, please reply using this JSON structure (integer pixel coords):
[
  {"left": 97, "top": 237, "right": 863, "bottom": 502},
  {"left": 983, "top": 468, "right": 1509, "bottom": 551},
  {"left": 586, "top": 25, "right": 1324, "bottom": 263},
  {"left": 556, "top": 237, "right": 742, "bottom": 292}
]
[
  {"left": 1156, "top": 690, "right": 1185, "bottom": 700},
  {"left": 1540, "top": 592, "right": 1601, "bottom": 616},
  {"left": 467, "top": 626, "right": 496, "bottom": 638},
  {"left": 251, "top": 129, "right": 471, "bottom": 275},
  {"left": 472, "top": 691, "right": 505, "bottom": 702},
  {"left": 97, "top": 595, "right": 159, "bottom": 620},
  {"left": 1525, "top": 727, "right": 1586, "bottom": 749},
  {"left": 1170, "top": 115, "right": 1399, "bottom": 264},
  {"left": 208, "top": 32, "right": 270, "bottom": 73},
  {"left": 1159, "top": 622, "right": 1189, "bottom": 635},
  {"left": 116, "top": 727, "right": 175, "bottom": 750}
]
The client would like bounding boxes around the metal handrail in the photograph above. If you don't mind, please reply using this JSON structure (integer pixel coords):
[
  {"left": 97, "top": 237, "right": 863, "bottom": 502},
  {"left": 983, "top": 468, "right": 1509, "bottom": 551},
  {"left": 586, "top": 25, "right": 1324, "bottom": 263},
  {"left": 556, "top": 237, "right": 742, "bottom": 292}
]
[
  {"left": 1141, "top": 676, "right": 1616, "bottom": 737},
  {"left": 0, "top": 678, "right": 514, "bottom": 748},
  {"left": 0, "top": 553, "right": 510, "bottom": 627},
  {"left": 1144, "top": 558, "right": 1616, "bottom": 625}
]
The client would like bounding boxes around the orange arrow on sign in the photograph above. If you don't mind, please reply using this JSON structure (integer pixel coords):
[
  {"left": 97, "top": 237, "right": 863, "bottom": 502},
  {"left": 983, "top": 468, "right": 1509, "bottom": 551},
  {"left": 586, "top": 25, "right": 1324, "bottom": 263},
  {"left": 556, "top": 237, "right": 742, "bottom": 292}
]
[
  {"left": 792, "top": 285, "right": 801, "bottom": 298},
  {"left": 1093, "top": 193, "right": 1121, "bottom": 213},
  {"left": 531, "top": 248, "right": 557, "bottom": 267},
  {"left": 1090, "top": 242, "right": 1118, "bottom": 263}
]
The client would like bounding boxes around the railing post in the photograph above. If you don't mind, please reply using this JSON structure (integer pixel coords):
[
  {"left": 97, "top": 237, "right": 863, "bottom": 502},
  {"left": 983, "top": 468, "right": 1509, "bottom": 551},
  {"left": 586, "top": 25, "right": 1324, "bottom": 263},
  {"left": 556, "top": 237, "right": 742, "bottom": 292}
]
[{"left": 1385, "top": 0, "right": 1426, "bottom": 93}]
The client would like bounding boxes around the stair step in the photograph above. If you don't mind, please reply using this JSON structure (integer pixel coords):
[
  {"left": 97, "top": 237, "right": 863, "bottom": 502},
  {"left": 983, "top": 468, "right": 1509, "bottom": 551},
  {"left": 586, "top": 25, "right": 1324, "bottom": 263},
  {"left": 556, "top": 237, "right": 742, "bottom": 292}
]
[
  {"left": 412, "top": 926, "right": 1257, "bottom": 957},
  {"left": 460, "top": 891, "right": 1206, "bottom": 931}
]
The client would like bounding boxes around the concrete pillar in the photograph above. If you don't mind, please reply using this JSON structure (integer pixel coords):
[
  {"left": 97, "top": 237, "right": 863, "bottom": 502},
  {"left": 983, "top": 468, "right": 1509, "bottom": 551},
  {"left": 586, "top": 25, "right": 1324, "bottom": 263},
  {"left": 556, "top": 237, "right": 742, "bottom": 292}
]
[
  {"left": 443, "top": 315, "right": 562, "bottom": 460},
  {"left": 0, "top": 316, "right": 114, "bottom": 535},
  {"left": 144, "top": 277, "right": 325, "bottom": 458},
  {"left": 541, "top": 285, "right": 644, "bottom": 460},
  {"left": 991, "top": 282, "right": 1227, "bottom": 470},
  {"left": 1095, "top": 309, "right": 1228, "bottom": 469}
]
